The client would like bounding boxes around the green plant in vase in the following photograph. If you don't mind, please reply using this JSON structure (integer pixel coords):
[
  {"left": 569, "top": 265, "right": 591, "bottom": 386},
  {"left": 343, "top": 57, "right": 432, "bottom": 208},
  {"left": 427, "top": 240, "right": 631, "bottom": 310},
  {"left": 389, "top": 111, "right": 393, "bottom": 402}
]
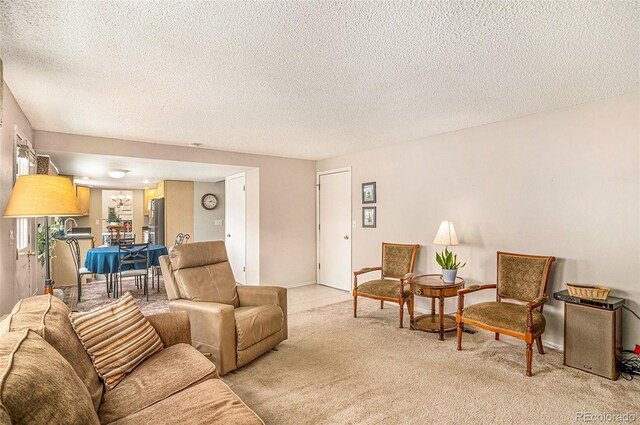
[
  {"left": 436, "top": 247, "right": 465, "bottom": 284},
  {"left": 107, "top": 209, "right": 121, "bottom": 224}
]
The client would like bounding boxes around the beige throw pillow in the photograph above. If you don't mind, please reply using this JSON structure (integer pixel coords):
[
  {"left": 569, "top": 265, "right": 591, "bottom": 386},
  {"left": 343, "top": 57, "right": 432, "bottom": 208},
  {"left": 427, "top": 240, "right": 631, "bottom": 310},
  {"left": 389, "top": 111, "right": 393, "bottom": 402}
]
[
  {"left": 0, "top": 329, "right": 100, "bottom": 424},
  {"left": 69, "top": 292, "right": 164, "bottom": 390}
]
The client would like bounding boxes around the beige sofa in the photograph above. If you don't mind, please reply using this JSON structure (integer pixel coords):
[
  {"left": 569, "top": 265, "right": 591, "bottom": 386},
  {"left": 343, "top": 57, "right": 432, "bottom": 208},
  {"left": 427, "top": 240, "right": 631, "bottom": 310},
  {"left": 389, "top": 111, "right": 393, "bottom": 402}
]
[
  {"left": 0, "top": 295, "right": 263, "bottom": 424},
  {"left": 160, "top": 241, "right": 287, "bottom": 375}
]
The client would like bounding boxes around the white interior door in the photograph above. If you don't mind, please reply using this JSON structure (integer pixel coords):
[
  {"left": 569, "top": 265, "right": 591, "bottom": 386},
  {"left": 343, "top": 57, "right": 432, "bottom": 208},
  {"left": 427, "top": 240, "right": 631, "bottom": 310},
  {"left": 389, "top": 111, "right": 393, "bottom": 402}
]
[
  {"left": 318, "top": 169, "right": 351, "bottom": 291},
  {"left": 225, "top": 174, "right": 246, "bottom": 284},
  {"left": 14, "top": 130, "right": 37, "bottom": 300}
]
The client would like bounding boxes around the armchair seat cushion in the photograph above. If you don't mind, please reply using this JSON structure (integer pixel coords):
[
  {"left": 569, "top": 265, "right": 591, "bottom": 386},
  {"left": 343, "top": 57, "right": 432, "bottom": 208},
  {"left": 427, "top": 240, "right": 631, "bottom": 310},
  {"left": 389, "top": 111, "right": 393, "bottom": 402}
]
[
  {"left": 99, "top": 343, "right": 217, "bottom": 424},
  {"left": 462, "top": 302, "right": 546, "bottom": 335},
  {"left": 234, "top": 305, "right": 283, "bottom": 351},
  {"left": 356, "top": 279, "right": 411, "bottom": 299}
]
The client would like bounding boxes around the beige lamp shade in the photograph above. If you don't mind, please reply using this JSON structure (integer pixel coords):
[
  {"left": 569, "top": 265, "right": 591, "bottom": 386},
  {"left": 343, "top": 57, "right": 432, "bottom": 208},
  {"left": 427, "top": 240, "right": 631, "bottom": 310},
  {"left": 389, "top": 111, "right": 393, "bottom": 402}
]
[
  {"left": 433, "top": 220, "right": 459, "bottom": 246},
  {"left": 3, "top": 175, "right": 82, "bottom": 218}
]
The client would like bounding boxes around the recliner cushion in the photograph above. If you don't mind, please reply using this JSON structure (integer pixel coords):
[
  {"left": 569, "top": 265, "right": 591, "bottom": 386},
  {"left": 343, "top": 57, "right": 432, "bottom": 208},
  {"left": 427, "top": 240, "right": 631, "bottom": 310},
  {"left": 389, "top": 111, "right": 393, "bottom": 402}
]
[
  {"left": 462, "top": 301, "right": 546, "bottom": 335},
  {"left": 170, "top": 242, "right": 240, "bottom": 307},
  {"left": 170, "top": 241, "right": 229, "bottom": 270},
  {"left": 234, "top": 305, "right": 283, "bottom": 351},
  {"left": 173, "top": 262, "right": 240, "bottom": 306},
  {"left": 98, "top": 343, "right": 218, "bottom": 424}
]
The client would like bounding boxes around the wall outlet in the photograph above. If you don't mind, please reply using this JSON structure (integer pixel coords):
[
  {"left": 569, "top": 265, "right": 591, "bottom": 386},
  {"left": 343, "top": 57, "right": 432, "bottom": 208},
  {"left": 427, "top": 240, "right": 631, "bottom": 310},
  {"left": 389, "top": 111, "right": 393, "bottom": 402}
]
[
  {"left": 95, "top": 220, "right": 100, "bottom": 225},
  {"left": 214, "top": 219, "right": 223, "bottom": 226}
]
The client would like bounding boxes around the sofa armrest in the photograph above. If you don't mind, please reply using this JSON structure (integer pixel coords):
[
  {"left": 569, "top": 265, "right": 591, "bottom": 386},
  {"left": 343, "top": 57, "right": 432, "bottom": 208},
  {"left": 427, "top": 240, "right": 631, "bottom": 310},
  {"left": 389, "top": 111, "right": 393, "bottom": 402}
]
[
  {"left": 237, "top": 285, "right": 288, "bottom": 340},
  {"left": 168, "top": 299, "right": 237, "bottom": 375},
  {"left": 146, "top": 311, "right": 191, "bottom": 347}
]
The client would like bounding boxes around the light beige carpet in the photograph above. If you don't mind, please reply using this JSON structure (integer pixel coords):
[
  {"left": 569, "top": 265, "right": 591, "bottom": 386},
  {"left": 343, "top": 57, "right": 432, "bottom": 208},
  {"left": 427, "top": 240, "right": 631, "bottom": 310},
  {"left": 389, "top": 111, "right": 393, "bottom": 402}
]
[{"left": 223, "top": 299, "right": 639, "bottom": 425}]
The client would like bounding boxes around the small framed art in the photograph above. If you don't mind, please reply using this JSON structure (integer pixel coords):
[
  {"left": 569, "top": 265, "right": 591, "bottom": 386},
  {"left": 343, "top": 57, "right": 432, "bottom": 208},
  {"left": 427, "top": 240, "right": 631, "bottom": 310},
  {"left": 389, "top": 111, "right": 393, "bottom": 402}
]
[
  {"left": 362, "top": 182, "right": 376, "bottom": 204},
  {"left": 362, "top": 206, "right": 376, "bottom": 228}
]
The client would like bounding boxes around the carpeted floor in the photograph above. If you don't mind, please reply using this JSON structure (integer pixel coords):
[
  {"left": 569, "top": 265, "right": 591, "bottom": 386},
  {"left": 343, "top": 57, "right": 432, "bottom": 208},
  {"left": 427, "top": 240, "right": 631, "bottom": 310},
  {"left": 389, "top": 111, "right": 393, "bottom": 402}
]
[
  {"left": 64, "top": 282, "right": 639, "bottom": 424},
  {"left": 62, "top": 277, "right": 170, "bottom": 315},
  {"left": 223, "top": 300, "right": 639, "bottom": 425}
]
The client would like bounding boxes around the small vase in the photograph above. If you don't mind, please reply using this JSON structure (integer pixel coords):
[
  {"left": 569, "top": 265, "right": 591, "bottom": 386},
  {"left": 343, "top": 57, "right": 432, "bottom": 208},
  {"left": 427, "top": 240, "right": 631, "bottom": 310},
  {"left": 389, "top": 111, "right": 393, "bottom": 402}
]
[{"left": 442, "top": 269, "right": 457, "bottom": 284}]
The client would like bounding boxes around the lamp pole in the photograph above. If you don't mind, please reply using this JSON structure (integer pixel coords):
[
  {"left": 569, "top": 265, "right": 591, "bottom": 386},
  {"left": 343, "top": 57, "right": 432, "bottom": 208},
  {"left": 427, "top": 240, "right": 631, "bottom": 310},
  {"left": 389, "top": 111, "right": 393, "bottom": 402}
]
[{"left": 43, "top": 217, "right": 54, "bottom": 294}]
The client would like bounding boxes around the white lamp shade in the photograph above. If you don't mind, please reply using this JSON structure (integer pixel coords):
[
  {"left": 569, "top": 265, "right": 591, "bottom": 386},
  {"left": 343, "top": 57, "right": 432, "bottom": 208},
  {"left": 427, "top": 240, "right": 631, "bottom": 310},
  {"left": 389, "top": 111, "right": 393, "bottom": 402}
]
[{"left": 433, "top": 220, "right": 459, "bottom": 246}]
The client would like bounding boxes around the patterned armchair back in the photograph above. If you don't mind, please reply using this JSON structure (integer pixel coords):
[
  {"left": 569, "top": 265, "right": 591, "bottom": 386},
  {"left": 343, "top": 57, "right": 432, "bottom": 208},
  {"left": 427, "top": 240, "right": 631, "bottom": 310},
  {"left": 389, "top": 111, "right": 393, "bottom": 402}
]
[
  {"left": 497, "top": 252, "right": 555, "bottom": 302},
  {"left": 381, "top": 243, "right": 420, "bottom": 278}
]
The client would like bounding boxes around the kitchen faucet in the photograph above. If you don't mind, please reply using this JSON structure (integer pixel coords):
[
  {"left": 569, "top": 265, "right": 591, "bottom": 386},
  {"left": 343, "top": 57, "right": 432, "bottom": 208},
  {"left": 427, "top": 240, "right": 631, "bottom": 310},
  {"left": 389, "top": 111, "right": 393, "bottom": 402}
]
[{"left": 64, "top": 218, "right": 78, "bottom": 234}]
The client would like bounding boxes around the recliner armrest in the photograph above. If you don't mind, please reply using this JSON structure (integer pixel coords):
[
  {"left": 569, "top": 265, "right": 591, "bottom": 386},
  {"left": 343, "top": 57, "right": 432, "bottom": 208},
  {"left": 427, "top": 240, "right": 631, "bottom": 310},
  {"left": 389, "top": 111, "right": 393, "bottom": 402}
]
[
  {"left": 237, "top": 285, "right": 288, "bottom": 340},
  {"left": 168, "top": 299, "right": 237, "bottom": 375}
]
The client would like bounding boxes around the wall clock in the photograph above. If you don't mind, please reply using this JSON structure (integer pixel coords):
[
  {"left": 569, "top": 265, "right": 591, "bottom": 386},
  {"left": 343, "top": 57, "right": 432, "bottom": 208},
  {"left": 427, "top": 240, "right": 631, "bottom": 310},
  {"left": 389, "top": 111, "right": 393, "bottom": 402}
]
[{"left": 201, "top": 193, "right": 218, "bottom": 210}]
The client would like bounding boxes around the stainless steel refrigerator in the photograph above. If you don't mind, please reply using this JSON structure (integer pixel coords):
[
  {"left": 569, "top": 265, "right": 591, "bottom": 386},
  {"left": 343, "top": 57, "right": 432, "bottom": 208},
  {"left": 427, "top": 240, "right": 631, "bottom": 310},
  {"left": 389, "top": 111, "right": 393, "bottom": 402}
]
[{"left": 148, "top": 198, "right": 165, "bottom": 245}]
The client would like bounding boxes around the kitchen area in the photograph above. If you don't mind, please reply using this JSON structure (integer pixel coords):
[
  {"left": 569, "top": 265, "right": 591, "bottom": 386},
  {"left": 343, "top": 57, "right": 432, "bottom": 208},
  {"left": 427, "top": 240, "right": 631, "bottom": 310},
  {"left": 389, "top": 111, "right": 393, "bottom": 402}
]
[{"left": 51, "top": 177, "right": 226, "bottom": 290}]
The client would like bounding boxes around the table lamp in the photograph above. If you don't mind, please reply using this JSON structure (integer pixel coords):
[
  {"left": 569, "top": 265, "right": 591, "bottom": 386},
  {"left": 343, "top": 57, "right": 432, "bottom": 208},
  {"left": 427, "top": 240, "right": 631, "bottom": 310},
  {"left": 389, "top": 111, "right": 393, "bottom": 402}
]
[
  {"left": 433, "top": 220, "right": 459, "bottom": 247},
  {"left": 3, "top": 175, "right": 82, "bottom": 294},
  {"left": 433, "top": 220, "right": 465, "bottom": 283}
]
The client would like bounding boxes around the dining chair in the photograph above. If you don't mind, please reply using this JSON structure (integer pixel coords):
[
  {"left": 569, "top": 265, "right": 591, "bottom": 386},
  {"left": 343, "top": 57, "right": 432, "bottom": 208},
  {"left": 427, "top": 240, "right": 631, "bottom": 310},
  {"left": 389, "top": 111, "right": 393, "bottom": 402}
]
[
  {"left": 117, "top": 243, "right": 150, "bottom": 300},
  {"left": 64, "top": 237, "right": 94, "bottom": 302},
  {"left": 117, "top": 236, "right": 136, "bottom": 245},
  {"left": 107, "top": 224, "right": 125, "bottom": 246}
]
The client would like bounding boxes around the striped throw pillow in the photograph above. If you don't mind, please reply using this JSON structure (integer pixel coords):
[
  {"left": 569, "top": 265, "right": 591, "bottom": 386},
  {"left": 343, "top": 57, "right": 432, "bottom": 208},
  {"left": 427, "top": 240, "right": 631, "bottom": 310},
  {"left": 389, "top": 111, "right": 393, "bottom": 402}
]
[{"left": 69, "top": 292, "right": 164, "bottom": 390}]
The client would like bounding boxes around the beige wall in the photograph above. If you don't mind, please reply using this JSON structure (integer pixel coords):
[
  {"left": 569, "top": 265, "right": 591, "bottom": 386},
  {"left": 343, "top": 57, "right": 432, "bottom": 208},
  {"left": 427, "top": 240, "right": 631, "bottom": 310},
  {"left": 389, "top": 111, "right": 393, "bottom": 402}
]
[
  {"left": 318, "top": 94, "right": 640, "bottom": 349},
  {"left": 0, "top": 83, "right": 34, "bottom": 314},
  {"left": 34, "top": 131, "right": 318, "bottom": 287},
  {"left": 193, "top": 181, "right": 225, "bottom": 242}
]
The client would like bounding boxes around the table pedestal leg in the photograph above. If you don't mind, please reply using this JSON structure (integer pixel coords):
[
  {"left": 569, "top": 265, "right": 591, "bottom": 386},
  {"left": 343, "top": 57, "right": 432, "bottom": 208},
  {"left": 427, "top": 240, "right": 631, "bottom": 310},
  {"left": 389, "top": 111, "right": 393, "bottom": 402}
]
[{"left": 438, "top": 295, "right": 445, "bottom": 341}]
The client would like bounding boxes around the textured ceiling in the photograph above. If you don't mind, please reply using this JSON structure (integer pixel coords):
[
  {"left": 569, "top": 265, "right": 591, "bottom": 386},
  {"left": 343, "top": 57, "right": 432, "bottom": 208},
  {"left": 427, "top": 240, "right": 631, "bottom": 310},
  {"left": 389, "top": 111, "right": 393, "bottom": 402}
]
[{"left": 0, "top": 1, "right": 638, "bottom": 160}]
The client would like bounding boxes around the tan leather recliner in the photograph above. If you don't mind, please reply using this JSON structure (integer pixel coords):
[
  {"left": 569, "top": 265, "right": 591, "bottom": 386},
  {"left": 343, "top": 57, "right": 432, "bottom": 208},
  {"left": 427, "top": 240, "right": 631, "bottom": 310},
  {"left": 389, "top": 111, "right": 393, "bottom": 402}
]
[{"left": 159, "top": 241, "right": 287, "bottom": 375}]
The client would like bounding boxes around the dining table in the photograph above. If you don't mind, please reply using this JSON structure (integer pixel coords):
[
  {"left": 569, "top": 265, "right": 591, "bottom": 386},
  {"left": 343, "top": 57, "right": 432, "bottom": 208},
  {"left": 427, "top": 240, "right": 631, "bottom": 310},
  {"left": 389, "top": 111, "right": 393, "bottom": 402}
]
[{"left": 84, "top": 244, "right": 168, "bottom": 297}]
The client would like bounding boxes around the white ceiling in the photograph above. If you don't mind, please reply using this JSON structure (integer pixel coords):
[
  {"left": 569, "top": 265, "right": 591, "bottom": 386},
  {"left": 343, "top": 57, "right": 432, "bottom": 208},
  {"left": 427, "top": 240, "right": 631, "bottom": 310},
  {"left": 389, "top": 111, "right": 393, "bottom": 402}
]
[
  {"left": 1, "top": 1, "right": 638, "bottom": 160},
  {"left": 41, "top": 151, "right": 249, "bottom": 189}
]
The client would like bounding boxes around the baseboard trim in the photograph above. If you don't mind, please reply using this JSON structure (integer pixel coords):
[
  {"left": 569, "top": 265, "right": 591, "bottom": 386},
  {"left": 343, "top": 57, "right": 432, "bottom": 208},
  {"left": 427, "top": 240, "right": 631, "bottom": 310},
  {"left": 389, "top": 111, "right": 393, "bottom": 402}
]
[{"left": 278, "top": 280, "right": 318, "bottom": 289}]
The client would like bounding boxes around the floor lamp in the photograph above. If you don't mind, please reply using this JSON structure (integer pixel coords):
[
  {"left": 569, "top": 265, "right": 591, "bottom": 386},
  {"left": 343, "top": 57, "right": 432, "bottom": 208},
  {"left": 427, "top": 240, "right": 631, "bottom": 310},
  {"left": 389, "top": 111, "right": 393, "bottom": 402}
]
[{"left": 3, "top": 175, "right": 82, "bottom": 295}]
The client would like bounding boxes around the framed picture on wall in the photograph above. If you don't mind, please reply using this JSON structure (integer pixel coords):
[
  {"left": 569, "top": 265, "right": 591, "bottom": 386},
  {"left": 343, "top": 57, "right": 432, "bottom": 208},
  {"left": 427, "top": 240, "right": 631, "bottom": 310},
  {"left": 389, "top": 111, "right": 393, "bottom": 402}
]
[
  {"left": 362, "top": 182, "right": 376, "bottom": 204},
  {"left": 362, "top": 206, "right": 376, "bottom": 228}
]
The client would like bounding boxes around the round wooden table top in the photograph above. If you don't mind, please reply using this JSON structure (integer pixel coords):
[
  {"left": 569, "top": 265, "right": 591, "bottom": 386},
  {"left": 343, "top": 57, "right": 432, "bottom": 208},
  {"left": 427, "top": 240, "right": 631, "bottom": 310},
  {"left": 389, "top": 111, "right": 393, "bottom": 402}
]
[{"left": 410, "top": 274, "right": 465, "bottom": 289}]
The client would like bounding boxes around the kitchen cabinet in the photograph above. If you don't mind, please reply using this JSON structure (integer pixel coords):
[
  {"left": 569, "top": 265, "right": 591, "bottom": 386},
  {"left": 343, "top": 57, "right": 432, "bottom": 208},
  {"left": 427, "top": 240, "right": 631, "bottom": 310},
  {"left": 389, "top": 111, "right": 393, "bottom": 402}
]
[
  {"left": 155, "top": 180, "right": 165, "bottom": 198},
  {"left": 164, "top": 180, "right": 194, "bottom": 245},
  {"left": 143, "top": 188, "right": 157, "bottom": 216},
  {"left": 76, "top": 186, "right": 91, "bottom": 216}
]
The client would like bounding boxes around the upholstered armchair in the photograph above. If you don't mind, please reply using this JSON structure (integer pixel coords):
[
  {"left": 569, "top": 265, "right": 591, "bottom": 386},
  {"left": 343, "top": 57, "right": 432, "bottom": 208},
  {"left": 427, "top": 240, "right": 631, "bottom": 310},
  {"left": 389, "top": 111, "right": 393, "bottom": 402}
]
[
  {"left": 456, "top": 252, "right": 555, "bottom": 376},
  {"left": 353, "top": 242, "right": 420, "bottom": 328},
  {"left": 159, "top": 241, "right": 287, "bottom": 375}
]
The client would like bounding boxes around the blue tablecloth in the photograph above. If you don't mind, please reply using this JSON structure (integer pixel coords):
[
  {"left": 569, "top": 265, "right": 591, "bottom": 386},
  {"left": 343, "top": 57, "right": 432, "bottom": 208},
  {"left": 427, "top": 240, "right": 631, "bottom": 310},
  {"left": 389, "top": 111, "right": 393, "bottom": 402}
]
[{"left": 84, "top": 245, "right": 168, "bottom": 275}]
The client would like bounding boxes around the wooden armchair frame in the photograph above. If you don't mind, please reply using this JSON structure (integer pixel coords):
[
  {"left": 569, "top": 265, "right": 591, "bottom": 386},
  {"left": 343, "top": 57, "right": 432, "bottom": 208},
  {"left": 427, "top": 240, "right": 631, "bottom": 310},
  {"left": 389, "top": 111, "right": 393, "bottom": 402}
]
[
  {"left": 456, "top": 252, "right": 555, "bottom": 376},
  {"left": 353, "top": 242, "right": 420, "bottom": 328}
]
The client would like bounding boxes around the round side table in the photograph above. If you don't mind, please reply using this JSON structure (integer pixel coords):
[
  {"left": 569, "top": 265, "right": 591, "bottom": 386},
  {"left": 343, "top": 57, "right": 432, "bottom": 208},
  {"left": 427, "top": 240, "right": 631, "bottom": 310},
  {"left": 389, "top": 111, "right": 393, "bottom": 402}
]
[{"left": 409, "top": 274, "right": 465, "bottom": 341}]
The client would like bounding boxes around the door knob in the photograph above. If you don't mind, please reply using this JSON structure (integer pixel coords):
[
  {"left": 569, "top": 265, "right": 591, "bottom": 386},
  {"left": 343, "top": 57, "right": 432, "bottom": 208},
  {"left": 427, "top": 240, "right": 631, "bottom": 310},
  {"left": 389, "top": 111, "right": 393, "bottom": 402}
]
[{"left": 343, "top": 235, "right": 349, "bottom": 240}]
